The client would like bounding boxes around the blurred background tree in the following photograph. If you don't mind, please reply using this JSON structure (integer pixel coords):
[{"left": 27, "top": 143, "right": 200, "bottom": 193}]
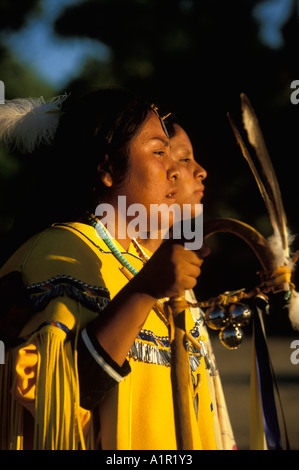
[
  {"left": 1, "top": 0, "right": 299, "bottom": 332},
  {"left": 0, "top": 0, "right": 56, "bottom": 244}
]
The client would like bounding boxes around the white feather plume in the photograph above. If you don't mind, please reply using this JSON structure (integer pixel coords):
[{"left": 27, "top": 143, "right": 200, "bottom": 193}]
[
  {"left": 267, "top": 229, "right": 294, "bottom": 268},
  {"left": 0, "top": 94, "right": 68, "bottom": 153}
]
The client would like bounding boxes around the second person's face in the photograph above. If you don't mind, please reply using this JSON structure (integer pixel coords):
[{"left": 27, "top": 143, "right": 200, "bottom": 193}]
[{"left": 170, "top": 124, "right": 206, "bottom": 214}]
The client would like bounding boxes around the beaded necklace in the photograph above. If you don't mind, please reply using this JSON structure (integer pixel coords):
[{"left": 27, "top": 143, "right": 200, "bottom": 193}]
[{"left": 86, "top": 212, "right": 138, "bottom": 276}]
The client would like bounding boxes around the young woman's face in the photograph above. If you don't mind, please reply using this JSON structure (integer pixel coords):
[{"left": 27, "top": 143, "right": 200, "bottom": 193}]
[
  {"left": 170, "top": 124, "right": 206, "bottom": 214},
  {"left": 109, "top": 111, "right": 180, "bottom": 230}
]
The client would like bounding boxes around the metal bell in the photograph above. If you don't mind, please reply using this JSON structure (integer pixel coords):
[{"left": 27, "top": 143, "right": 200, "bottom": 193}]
[
  {"left": 219, "top": 325, "right": 243, "bottom": 349},
  {"left": 205, "top": 306, "right": 229, "bottom": 330},
  {"left": 228, "top": 303, "right": 251, "bottom": 327}
]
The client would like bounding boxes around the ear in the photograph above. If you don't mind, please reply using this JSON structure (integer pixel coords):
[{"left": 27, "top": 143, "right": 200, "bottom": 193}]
[{"left": 97, "top": 154, "right": 113, "bottom": 187}]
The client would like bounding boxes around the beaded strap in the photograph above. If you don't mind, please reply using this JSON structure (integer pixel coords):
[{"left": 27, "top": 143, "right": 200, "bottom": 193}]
[{"left": 26, "top": 275, "right": 110, "bottom": 313}]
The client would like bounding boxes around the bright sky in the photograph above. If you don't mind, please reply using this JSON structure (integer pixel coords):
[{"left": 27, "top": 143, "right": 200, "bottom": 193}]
[
  {"left": 1, "top": 0, "right": 294, "bottom": 89},
  {"left": 253, "top": 0, "right": 294, "bottom": 48},
  {"left": 2, "top": 0, "right": 110, "bottom": 89}
]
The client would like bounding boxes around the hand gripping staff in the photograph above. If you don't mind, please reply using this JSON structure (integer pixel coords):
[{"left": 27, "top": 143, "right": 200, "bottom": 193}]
[{"left": 165, "top": 94, "right": 298, "bottom": 450}]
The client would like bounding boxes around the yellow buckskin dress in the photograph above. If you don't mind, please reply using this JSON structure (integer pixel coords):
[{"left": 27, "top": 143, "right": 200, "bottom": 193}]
[{"left": 0, "top": 220, "right": 236, "bottom": 450}]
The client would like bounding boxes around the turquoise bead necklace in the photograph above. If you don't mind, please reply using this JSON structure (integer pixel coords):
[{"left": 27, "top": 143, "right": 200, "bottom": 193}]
[{"left": 86, "top": 212, "right": 138, "bottom": 276}]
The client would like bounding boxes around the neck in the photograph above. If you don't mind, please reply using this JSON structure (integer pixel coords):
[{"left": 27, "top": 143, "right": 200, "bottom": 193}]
[
  {"left": 138, "top": 225, "right": 171, "bottom": 253},
  {"left": 141, "top": 236, "right": 162, "bottom": 253}
]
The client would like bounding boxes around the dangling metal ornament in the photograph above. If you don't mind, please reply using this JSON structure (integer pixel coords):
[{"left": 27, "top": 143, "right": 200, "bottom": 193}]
[
  {"left": 219, "top": 325, "right": 244, "bottom": 349},
  {"left": 205, "top": 305, "right": 229, "bottom": 330},
  {"left": 228, "top": 303, "right": 252, "bottom": 327},
  {"left": 220, "top": 303, "right": 251, "bottom": 349},
  {"left": 203, "top": 300, "right": 251, "bottom": 349}
]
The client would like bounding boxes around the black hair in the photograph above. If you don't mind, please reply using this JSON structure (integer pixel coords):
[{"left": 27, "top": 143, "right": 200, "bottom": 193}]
[
  {"left": 1, "top": 88, "right": 153, "bottom": 263},
  {"left": 52, "top": 88, "right": 153, "bottom": 215}
]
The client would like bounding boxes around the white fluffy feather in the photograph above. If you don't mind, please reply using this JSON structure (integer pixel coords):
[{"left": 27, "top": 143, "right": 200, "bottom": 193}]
[
  {"left": 0, "top": 94, "right": 68, "bottom": 153},
  {"left": 267, "top": 228, "right": 294, "bottom": 268}
]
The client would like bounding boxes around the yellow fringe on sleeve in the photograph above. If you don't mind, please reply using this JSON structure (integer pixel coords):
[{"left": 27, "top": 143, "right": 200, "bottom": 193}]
[{"left": 1, "top": 325, "right": 94, "bottom": 450}]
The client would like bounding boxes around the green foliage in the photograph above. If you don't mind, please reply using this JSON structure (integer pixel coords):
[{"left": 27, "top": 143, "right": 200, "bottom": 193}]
[{"left": 0, "top": 0, "right": 57, "bottom": 238}]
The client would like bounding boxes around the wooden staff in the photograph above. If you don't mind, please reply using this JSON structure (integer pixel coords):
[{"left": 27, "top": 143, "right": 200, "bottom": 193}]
[{"left": 166, "top": 295, "right": 193, "bottom": 450}]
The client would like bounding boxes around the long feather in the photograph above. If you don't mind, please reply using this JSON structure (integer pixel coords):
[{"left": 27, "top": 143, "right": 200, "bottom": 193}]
[
  {"left": 227, "top": 112, "right": 279, "bottom": 238},
  {"left": 0, "top": 94, "right": 68, "bottom": 153},
  {"left": 240, "top": 93, "right": 288, "bottom": 255}
]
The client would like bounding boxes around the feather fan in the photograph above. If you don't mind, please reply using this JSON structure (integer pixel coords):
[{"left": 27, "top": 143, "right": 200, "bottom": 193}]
[{"left": 0, "top": 94, "right": 68, "bottom": 153}]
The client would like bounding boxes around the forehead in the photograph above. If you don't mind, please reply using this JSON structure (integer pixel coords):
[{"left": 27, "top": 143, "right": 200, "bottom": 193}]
[
  {"left": 171, "top": 125, "right": 191, "bottom": 143},
  {"left": 170, "top": 127, "right": 193, "bottom": 151},
  {"left": 133, "top": 111, "right": 169, "bottom": 146}
]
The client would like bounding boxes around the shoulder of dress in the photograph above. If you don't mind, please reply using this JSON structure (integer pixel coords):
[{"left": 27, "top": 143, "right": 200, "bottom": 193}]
[{"left": 6, "top": 223, "right": 107, "bottom": 288}]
